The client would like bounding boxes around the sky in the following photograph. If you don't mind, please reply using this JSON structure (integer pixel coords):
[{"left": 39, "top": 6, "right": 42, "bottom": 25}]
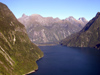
[{"left": 0, "top": 0, "right": 100, "bottom": 21}]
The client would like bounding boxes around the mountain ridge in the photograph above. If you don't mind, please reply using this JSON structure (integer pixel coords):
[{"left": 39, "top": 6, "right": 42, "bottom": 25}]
[
  {"left": 18, "top": 14, "right": 88, "bottom": 44},
  {"left": 0, "top": 2, "right": 43, "bottom": 75},
  {"left": 61, "top": 12, "right": 100, "bottom": 49}
]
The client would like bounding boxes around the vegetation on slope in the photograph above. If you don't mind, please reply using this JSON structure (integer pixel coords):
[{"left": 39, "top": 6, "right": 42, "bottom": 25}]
[
  {"left": 0, "top": 2, "right": 43, "bottom": 75},
  {"left": 61, "top": 12, "right": 100, "bottom": 49}
]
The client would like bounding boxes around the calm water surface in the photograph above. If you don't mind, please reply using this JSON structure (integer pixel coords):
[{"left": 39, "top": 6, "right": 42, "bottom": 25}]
[{"left": 29, "top": 45, "right": 100, "bottom": 75}]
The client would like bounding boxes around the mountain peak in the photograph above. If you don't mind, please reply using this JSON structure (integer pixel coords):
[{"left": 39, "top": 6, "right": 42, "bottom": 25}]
[
  {"left": 78, "top": 17, "right": 88, "bottom": 22},
  {"left": 22, "top": 13, "right": 27, "bottom": 17},
  {"left": 0, "top": 2, "right": 7, "bottom": 10},
  {"left": 96, "top": 12, "right": 100, "bottom": 17},
  {"left": 65, "top": 16, "right": 76, "bottom": 21},
  {"left": 61, "top": 12, "right": 100, "bottom": 49},
  {"left": 0, "top": 2, "right": 5, "bottom": 5},
  {"left": 68, "top": 16, "right": 75, "bottom": 19},
  {"left": 78, "top": 17, "right": 85, "bottom": 20},
  {"left": 31, "top": 14, "right": 41, "bottom": 16}
]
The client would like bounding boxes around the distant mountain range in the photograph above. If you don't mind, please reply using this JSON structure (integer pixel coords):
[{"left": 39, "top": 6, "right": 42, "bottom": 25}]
[
  {"left": 18, "top": 14, "right": 88, "bottom": 44},
  {"left": 61, "top": 12, "right": 100, "bottom": 50},
  {"left": 0, "top": 2, "right": 43, "bottom": 75}
]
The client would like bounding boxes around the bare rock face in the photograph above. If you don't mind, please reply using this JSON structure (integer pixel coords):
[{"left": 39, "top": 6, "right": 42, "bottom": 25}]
[
  {"left": 18, "top": 13, "right": 88, "bottom": 44},
  {"left": 61, "top": 12, "right": 100, "bottom": 50}
]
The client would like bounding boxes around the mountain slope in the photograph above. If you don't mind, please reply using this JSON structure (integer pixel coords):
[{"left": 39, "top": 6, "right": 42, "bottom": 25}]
[
  {"left": 61, "top": 12, "right": 100, "bottom": 49},
  {"left": 0, "top": 2, "right": 43, "bottom": 75},
  {"left": 18, "top": 14, "right": 88, "bottom": 44}
]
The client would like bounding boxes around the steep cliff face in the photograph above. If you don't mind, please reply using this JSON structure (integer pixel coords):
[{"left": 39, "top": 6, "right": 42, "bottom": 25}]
[
  {"left": 0, "top": 2, "right": 43, "bottom": 75},
  {"left": 61, "top": 12, "right": 100, "bottom": 49},
  {"left": 18, "top": 14, "right": 88, "bottom": 44}
]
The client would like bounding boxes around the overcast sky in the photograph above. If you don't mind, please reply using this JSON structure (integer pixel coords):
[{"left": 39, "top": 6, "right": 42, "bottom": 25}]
[{"left": 0, "top": 0, "right": 100, "bottom": 20}]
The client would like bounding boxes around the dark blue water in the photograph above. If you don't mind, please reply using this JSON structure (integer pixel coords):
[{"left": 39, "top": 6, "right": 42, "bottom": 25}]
[{"left": 29, "top": 45, "right": 100, "bottom": 75}]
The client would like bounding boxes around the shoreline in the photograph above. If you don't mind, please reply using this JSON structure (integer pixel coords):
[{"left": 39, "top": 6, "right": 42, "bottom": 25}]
[
  {"left": 24, "top": 70, "right": 36, "bottom": 75},
  {"left": 24, "top": 55, "right": 43, "bottom": 75},
  {"left": 36, "top": 43, "right": 59, "bottom": 46}
]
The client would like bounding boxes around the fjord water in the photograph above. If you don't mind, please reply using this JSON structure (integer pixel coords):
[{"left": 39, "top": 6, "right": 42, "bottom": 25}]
[{"left": 29, "top": 45, "right": 100, "bottom": 75}]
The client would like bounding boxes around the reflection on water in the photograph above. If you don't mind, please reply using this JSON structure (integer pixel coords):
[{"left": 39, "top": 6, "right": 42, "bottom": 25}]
[{"left": 29, "top": 45, "right": 100, "bottom": 75}]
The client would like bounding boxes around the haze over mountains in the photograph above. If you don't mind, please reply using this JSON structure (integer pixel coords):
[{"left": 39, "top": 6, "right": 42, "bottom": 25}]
[
  {"left": 18, "top": 14, "right": 88, "bottom": 44},
  {"left": 61, "top": 12, "right": 100, "bottom": 50}
]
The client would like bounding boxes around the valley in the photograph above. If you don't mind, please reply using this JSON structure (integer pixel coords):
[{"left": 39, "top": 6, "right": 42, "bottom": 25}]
[{"left": 0, "top": 1, "right": 100, "bottom": 75}]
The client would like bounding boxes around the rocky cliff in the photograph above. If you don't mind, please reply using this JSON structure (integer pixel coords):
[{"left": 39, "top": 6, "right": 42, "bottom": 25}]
[
  {"left": 61, "top": 12, "right": 100, "bottom": 49},
  {"left": 0, "top": 2, "right": 43, "bottom": 75},
  {"left": 18, "top": 14, "right": 88, "bottom": 44}
]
